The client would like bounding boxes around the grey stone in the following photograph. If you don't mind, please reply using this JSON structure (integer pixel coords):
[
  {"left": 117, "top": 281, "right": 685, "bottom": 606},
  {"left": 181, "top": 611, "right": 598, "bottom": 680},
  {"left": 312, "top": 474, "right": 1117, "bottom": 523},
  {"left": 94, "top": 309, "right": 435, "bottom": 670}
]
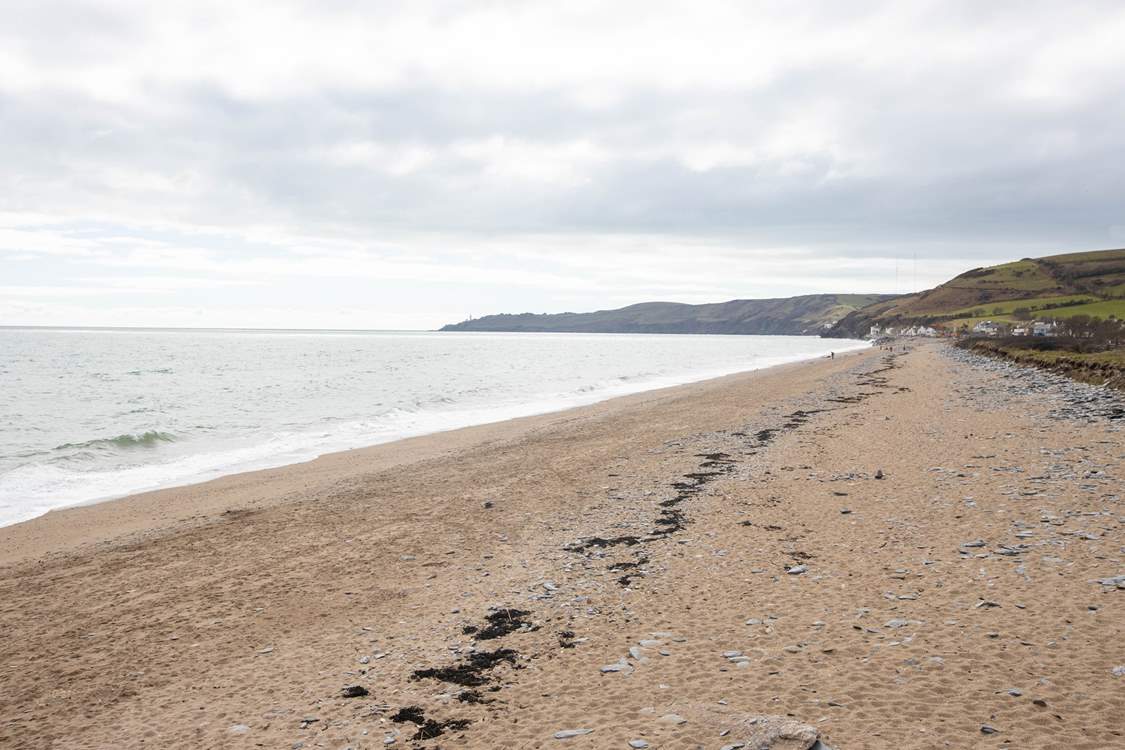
[
  {"left": 628, "top": 741, "right": 649, "bottom": 749},
  {"left": 554, "top": 729, "right": 594, "bottom": 739}
]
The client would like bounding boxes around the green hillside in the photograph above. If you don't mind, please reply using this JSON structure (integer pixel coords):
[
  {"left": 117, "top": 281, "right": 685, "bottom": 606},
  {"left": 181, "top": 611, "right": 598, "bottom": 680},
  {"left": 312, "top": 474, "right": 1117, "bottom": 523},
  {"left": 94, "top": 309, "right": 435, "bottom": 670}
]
[{"left": 827, "top": 248, "right": 1125, "bottom": 337}]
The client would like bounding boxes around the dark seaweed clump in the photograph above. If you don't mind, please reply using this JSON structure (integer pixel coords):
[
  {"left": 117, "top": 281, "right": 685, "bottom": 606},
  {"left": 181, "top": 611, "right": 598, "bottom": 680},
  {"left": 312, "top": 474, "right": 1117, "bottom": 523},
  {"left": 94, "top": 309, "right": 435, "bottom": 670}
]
[
  {"left": 564, "top": 535, "right": 642, "bottom": 552},
  {"left": 474, "top": 608, "right": 537, "bottom": 640},
  {"left": 412, "top": 648, "right": 518, "bottom": 687},
  {"left": 390, "top": 706, "right": 471, "bottom": 740}
]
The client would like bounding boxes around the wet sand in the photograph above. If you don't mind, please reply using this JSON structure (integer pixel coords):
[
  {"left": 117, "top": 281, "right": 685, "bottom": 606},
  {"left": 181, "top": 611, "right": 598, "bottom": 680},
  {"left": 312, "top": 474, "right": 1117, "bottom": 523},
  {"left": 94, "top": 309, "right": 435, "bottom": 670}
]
[{"left": 1, "top": 341, "right": 1122, "bottom": 749}]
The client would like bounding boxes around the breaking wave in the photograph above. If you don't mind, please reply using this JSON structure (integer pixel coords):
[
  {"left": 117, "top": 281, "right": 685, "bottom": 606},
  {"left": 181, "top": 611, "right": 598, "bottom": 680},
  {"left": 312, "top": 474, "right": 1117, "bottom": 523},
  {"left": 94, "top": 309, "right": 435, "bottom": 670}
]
[{"left": 55, "top": 431, "right": 177, "bottom": 451}]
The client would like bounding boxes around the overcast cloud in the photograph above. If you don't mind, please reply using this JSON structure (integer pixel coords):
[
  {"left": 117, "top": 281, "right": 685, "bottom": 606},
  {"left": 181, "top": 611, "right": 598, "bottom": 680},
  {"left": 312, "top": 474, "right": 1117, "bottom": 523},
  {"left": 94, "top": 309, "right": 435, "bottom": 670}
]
[{"left": 3, "top": 0, "right": 1125, "bottom": 328}]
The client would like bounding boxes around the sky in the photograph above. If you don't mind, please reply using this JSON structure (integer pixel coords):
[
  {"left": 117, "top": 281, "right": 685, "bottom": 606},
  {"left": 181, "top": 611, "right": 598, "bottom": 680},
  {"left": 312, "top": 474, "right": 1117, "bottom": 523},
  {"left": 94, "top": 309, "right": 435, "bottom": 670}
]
[{"left": 3, "top": 0, "right": 1125, "bottom": 330}]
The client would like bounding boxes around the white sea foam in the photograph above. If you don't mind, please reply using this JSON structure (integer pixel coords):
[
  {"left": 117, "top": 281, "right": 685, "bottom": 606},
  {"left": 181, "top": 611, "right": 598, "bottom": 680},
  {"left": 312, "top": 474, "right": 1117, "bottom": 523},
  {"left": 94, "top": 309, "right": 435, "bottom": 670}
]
[{"left": 0, "top": 329, "right": 867, "bottom": 526}]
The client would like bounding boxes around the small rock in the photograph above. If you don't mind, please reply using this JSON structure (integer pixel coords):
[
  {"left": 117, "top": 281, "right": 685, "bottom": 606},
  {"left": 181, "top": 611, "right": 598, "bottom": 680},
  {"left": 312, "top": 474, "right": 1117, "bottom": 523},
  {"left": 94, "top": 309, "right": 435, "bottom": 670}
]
[
  {"left": 600, "top": 660, "right": 631, "bottom": 673},
  {"left": 657, "top": 714, "right": 686, "bottom": 725},
  {"left": 960, "top": 540, "right": 987, "bottom": 548},
  {"left": 341, "top": 685, "right": 369, "bottom": 698},
  {"left": 628, "top": 741, "right": 649, "bottom": 749},
  {"left": 229, "top": 724, "right": 251, "bottom": 734},
  {"left": 1112, "top": 665, "right": 1125, "bottom": 677},
  {"left": 875, "top": 469, "right": 885, "bottom": 479},
  {"left": 554, "top": 729, "right": 594, "bottom": 739},
  {"left": 482, "top": 501, "right": 494, "bottom": 509},
  {"left": 787, "top": 564, "right": 808, "bottom": 575},
  {"left": 980, "top": 725, "right": 999, "bottom": 734}
]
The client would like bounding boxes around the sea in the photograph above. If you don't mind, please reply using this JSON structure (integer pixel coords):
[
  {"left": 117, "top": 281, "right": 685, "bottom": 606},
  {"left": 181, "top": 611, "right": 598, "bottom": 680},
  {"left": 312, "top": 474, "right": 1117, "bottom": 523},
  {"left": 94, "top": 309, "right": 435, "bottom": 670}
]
[{"left": 0, "top": 328, "right": 867, "bottom": 527}]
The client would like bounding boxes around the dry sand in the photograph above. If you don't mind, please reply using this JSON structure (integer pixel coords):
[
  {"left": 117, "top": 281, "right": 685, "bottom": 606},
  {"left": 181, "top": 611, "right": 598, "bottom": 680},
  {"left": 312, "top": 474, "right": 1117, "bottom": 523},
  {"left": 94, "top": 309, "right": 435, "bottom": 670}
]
[{"left": 1, "top": 341, "right": 1122, "bottom": 749}]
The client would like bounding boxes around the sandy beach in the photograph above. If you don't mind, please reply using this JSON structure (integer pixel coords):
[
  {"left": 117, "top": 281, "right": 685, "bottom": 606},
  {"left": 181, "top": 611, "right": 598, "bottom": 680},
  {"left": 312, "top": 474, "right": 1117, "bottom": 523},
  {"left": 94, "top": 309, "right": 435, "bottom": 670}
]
[{"left": 2, "top": 341, "right": 1123, "bottom": 749}]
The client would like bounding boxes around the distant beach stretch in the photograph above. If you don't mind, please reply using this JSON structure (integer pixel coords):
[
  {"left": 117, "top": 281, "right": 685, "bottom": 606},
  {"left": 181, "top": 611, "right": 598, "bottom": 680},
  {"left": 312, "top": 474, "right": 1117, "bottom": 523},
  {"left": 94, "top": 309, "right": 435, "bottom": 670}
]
[{"left": 1, "top": 340, "right": 1122, "bottom": 748}]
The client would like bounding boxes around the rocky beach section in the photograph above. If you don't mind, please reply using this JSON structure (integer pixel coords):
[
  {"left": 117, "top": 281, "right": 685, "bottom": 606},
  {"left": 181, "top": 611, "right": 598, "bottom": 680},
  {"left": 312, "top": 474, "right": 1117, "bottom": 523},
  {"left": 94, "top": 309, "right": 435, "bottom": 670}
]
[{"left": 1, "top": 341, "right": 1122, "bottom": 749}]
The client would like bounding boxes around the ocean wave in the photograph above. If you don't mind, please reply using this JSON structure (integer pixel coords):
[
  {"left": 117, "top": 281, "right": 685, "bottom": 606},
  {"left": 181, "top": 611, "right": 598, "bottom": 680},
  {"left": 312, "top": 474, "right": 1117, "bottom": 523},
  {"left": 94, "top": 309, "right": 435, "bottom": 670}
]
[{"left": 54, "top": 430, "right": 177, "bottom": 451}]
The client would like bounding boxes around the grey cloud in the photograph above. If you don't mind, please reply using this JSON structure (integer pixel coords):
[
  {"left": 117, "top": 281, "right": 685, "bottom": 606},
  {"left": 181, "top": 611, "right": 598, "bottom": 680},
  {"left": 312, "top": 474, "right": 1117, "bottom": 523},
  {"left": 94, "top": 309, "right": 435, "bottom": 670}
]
[{"left": 3, "top": 2, "right": 1125, "bottom": 271}]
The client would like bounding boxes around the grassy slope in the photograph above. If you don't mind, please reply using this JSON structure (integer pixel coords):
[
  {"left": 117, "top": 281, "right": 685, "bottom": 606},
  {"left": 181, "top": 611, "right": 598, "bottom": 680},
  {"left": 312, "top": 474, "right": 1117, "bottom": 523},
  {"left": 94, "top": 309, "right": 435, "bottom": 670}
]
[{"left": 829, "top": 248, "right": 1125, "bottom": 336}]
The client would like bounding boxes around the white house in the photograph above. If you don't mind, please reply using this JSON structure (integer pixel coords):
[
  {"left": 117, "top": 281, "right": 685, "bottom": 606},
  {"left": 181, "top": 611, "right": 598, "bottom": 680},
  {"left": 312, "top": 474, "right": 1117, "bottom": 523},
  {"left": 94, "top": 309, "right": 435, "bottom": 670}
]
[
  {"left": 973, "top": 320, "right": 1002, "bottom": 336},
  {"left": 1032, "top": 320, "right": 1056, "bottom": 337}
]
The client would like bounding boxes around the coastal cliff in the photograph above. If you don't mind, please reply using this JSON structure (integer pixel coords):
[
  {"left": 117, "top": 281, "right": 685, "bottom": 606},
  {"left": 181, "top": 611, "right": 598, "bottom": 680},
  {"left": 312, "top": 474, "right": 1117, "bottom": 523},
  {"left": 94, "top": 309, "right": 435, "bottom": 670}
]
[{"left": 441, "top": 294, "right": 891, "bottom": 336}]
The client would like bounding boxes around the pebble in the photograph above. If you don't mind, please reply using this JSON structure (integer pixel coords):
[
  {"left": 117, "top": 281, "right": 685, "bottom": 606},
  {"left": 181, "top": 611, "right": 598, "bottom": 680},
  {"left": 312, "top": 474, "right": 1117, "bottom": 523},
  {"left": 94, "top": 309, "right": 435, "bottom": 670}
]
[
  {"left": 555, "top": 729, "right": 594, "bottom": 739},
  {"left": 980, "top": 725, "right": 999, "bottom": 734},
  {"left": 787, "top": 564, "right": 808, "bottom": 575},
  {"left": 229, "top": 724, "right": 250, "bottom": 734},
  {"left": 657, "top": 714, "right": 687, "bottom": 725},
  {"left": 1113, "top": 665, "right": 1125, "bottom": 677},
  {"left": 628, "top": 741, "right": 649, "bottom": 749}
]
